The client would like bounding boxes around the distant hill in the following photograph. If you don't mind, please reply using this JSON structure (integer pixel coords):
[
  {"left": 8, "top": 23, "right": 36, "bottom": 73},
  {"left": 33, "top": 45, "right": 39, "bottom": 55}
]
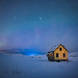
[{"left": 0, "top": 49, "right": 45, "bottom": 56}]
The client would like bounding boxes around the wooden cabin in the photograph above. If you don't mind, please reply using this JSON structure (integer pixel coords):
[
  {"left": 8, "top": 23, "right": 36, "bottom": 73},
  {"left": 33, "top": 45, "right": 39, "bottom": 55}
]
[{"left": 47, "top": 44, "right": 68, "bottom": 61}]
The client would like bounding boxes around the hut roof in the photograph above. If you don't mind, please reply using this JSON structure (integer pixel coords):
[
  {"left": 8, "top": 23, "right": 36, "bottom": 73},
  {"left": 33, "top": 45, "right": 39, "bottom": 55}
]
[{"left": 49, "top": 44, "right": 68, "bottom": 53}]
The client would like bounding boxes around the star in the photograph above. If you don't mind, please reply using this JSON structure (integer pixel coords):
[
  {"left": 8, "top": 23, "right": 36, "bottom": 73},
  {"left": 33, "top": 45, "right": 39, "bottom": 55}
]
[{"left": 39, "top": 17, "right": 42, "bottom": 21}]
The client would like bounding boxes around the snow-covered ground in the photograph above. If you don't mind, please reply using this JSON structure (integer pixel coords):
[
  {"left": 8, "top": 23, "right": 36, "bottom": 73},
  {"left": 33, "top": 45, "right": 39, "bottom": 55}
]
[{"left": 0, "top": 52, "right": 78, "bottom": 78}]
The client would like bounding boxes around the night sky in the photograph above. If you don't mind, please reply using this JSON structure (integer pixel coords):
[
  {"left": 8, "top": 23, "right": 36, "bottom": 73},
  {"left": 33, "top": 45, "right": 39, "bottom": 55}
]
[{"left": 0, "top": 0, "right": 78, "bottom": 52}]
